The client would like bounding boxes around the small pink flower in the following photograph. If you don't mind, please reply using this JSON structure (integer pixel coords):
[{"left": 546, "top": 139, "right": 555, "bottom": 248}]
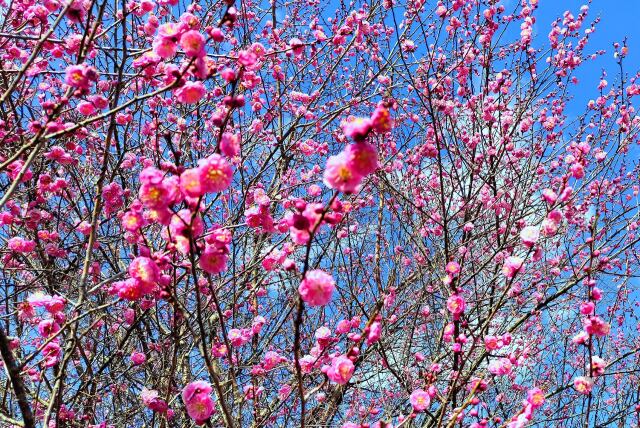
[
  {"left": 228, "top": 328, "right": 251, "bottom": 347},
  {"left": 298, "top": 269, "right": 336, "bottom": 306},
  {"left": 180, "top": 30, "right": 206, "bottom": 57},
  {"left": 591, "top": 356, "right": 606, "bottom": 376},
  {"left": 541, "top": 188, "right": 557, "bottom": 204},
  {"left": 583, "top": 316, "right": 610, "bottom": 337},
  {"left": 77, "top": 101, "right": 96, "bottom": 115},
  {"left": 573, "top": 376, "right": 593, "bottom": 394},
  {"left": 129, "top": 257, "right": 160, "bottom": 286},
  {"left": 38, "top": 319, "right": 60, "bottom": 337},
  {"left": 211, "top": 342, "right": 228, "bottom": 357},
  {"left": 336, "top": 320, "right": 351, "bottom": 334},
  {"left": 342, "top": 117, "right": 373, "bottom": 142},
  {"left": 238, "top": 49, "right": 258, "bottom": 67},
  {"left": 64, "top": 64, "right": 98, "bottom": 89},
  {"left": 138, "top": 167, "right": 180, "bottom": 210},
  {"left": 7, "top": 237, "right": 37, "bottom": 253},
  {"left": 579, "top": 301, "right": 595, "bottom": 315},
  {"left": 326, "top": 355, "right": 354, "bottom": 385},
  {"left": 27, "top": 293, "right": 65, "bottom": 313},
  {"left": 520, "top": 226, "right": 539, "bottom": 247},
  {"left": 198, "top": 154, "right": 234, "bottom": 193},
  {"left": 262, "top": 351, "right": 284, "bottom": 370},
  {"left": 484, "top": 335, "right": 499, "bottom": 350},
  {"left": 180, "top": 167, "right": 205, "bottom": 198},
  {"left": 445, "top": 261, "right": 460, "bottom": 276},
  {"left": 130, "top": 351, "right": 146, "bottom": 365},
  {"left": 112, "top": 278, "right": 152, "bottom": 301},
  {"left": 289, "top": 37, "right": 305, "bottom": 56},
  {"left": 446, "top": 294, "right": 465, "bottom": 318},
  {"left": 370, "top": 105, "right": 394, "bottom": 133},
  {"left": 199, "top": 245, "right": 228, "bottom": 274},
  {"left": 42, "top": 341, "right": 61, "bottom": 367},
  {"left": 488, "top": 358, "right": 512, "bottom": 376},
  {"left": 220, "top": 132, "right": 240, "bottom": 157},
  {"left": 410, "top": 389, "right": 431, "bottom": 412},
  {"left": 153, "top": 36, "right": 177, "bottom": 59},
  {"left": 570, "top": 163, "right": 585, "bottom": 179},
  {"left": 345, "top": 142, "right": 378, "bottom": 176},
  {"left": 182, "top": 381, "right": 214, "bottom": 425},
  {"left": 141, "top": 388, "right": 168, "bottom": 413},
  {"left": 526, "top": 388, "right": 545, "bottom": 409},
  {"left": 220, "top": 67, "right": 236, "bottom": 82},
  {"left": 572, "top": 331, "right": 589, "bottom": 345},
  {"left": 176, "top": 81, "right": 206, "bottom": 104},
  {"left": 366, "top": 321, "right": 382, "bottom": 345},
  {"left": 315, "top": 326, "right": 332, "bottom": 347},
  {"left": 323, "top": 152, "right": 364, "bottom": 193},
  {"left": 502, "top": 256, "right": 524, "bottom": 279},
  {"left": 122, "top": 211, "right": 145, "bottom": 232}
]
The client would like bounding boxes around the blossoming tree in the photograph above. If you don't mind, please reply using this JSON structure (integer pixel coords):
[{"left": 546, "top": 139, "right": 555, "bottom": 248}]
[{"left": 1, "top": 0, "right": 640, "bottom": 427}]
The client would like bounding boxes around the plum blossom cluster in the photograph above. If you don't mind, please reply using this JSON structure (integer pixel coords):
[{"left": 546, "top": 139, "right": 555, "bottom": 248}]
[
  {"left": 323, "top": 105, "right": 393, "bottom": 193},
  {"left": 1, "top": 0, "right": 640, "bottom": 427},
  {"left": 19, "top": 293, "right": 67, "bottom": 369}
]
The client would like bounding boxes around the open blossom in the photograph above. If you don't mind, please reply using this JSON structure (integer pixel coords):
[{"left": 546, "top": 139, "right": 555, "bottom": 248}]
[
  {"left": 315, "top": 326, "right": 332, "bottom": 347},
  {"left": 138, "top": 167, "right": 181, "bottom": 210},
  {"left": 323, "top": 151, "right": 364, "bottom": 193},
  {"left": 326, "top": 355, "right": 354, "bottom": 385},
  {"left": 289, "top": 37, "right": 305, "bottom": 56},
  {"left": 342, "top": 117, "right": 373, "bottom": 142},
  {"left": 153, "top": 35, "right": 177, "bottom": 58},
  {"left": 298, "top": 269, "right": 336, "bottom": 306},
  {"left": 42, "top": 341, "right": 62, "bottom": 367},
  {"left": 65, "top": 64, "right": 98, "bottom": 89},
  {"left": 122, "top": 211, "right": 146, "bottom": 232},
  {"left": 572, "top": 331, "right": 590, "bottom": 345},
  {"left": 129, "top": 257, "right": 160, "bottom": 286},
  {"left": 228, "top": 328, "right": 251, "bottom": 347},
  {"left": 445, "top": 261, "right": 461, "bottom": 276},
  {"left": 197, "top": 154, "right": 234, "bottom": 193},
  {"left": 220, "top": 132, "right": 241, "bottom": 157},
  {"left": 199, "top": 244, "right": 229, "bottom": 274},
  {"left": 345, "top": 142, "right": 378, "bottom": 176},
  {"left": 262, "top": 351, "right": 284, "bottom": 370},
  {"left": 488, "top": 358, "right": 513, "bottom": 376},
  {"left": 579, "top": 301, "right": 595, "bottom": 315},
  {"left": 27, "top": 292, "right": 65, "bottom": 313},
  {"left": 573, "top": 376, "right": 594, "bottom": 394},
  {"left": 502, "top": 256, "right": 524, "bottom": 278},
  {"left": 141, "top": 388, "right": 168, "bottom": 413},
  {"left": 180, "top": 30, "right": 206, "bottom": 57},
  {"left": 526, "top": 388, "right": 545, "bottom": 409},
  {"left": 410, "top": 389, "right": 431, "bottom": 412},
  {"left": 591, "top": 356, "right": 606, "bottom": 376},
  {"left": 366, "top": 321, "right": 382, "bottom": 345},
  {"left": 583, "top": 316, "right": 610, "bottom": 337},
  {"left": 370, "top": 105, "right": 394, "bottom": 133},
  {"left": 7, "top": 237, "right": 37, "bottom": 253},
  {"left": 182, "top": 381, "right": 215, "bottom": 425},
  {"left": 520, "top": 226, "right": 540, "bottom": 247},
  {"left": 179, "top": 167, "right": 204, "bottom": 198},
  {"left": 176, "top": 81, "right": 206, "bottom": 104},
  {"left": 112, "top": 278, "right": 154, "bottom": 301},
  {"left": 541, "top": 188, "right": 558, "bottom": 204},
  {"left": 38, "top": 319, "right": 61, "bottom": 337},
  {"left": 446, "top": 294, "right": 465, "bottom": 318}
]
